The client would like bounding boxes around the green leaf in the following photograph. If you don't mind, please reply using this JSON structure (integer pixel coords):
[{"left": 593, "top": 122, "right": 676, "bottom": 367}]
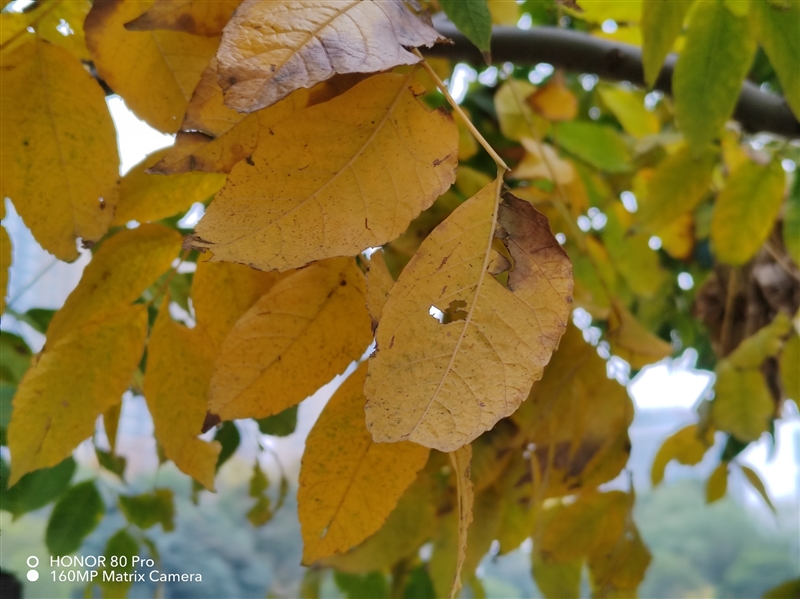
[
  {"left": 763, "top": 577, "right": 800, "bottom": 599},
  {"left": 334, "top": 571, "right": 389, "bottom": 599},
  {"left": 740, "top": 464, "right": 776, "bottom": 513},
  {"left": 637, "top": 146, "right": 716, "bottom": 231},
  {"left": 249, "top": 462, "right": 269, "bottom": 498},
  {"left": 404, "top": 565, "right": 436, "bottom": 599},
  {"left": 705, "top": 462, "right": 728, "bottom": 503},
  {"left": 256, "top": 404, "right": 298, "bottom": 437},
  {"left": 214, "top": 420, "right": 240, "bottom": 470},
  {"left": 0, "top": 331, "right": 31, "bottom": 384},
  {"left": 247, "top": 495, "right": 274, "bottom": 527},
  {"left": 45, "top": 480, "right": 104, "bottom": 555},
  {"left": 784, "top": 173, "right": 800, "bottom": 268},
  {"left": 0, "top": 382, "right": 13, "bottom": 445},
  {"left": 118, "top": 488, "right": 175, "bottom": 531},
  {"left": 97, "top": 528, "right": 139, "bottom": 595},
  {"left": 673, "top": 0, "right": 756, "bottom": 154},
  {"left": 556, "top": 122, "right": 631, "bottom": 173},
  {"left": 95, "top": 447, "right": 127, "bottom": 478},
  {"left": 1, "top": 456, "right": 76, "bottom": 517},
  {"left": 711, "top": 158, "right": 786, "bottom": 265},
  {"left": 753, "top": 0, "right": 800, "bottom": 119},
  {"left": 14, "top": 307, "right": 56, "bottom": 334},
  {"left": 439, "top": 0, "right": 493, "bottom": 57},
  {"left": 641, "top": 0, "right": 695, "bottom": 88}
]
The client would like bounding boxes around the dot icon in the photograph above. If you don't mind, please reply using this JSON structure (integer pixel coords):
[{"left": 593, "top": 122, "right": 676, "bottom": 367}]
[{"left": 26, "top": 557, "right": 39, "bottom": 582}]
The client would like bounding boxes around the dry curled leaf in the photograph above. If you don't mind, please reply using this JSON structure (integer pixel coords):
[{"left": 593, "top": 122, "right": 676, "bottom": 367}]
[{"left": 216, "top": 0, "right": 444, "bottom": 112}]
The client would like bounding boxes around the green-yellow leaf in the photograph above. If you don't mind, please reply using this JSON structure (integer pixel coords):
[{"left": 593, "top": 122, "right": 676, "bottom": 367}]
[
  {"left": 753, "top": 0, "right": 800, "bottom": 119},
  {"left": 781, "top": 334, "right": 800, "bottom": 401},
  {"left": 588, "top": 525, "right": 651, "bottom": 595},
  {"left": 111, "top": 148, "right": 226, "bottom": 226},
  {"left": 0, "top": 39, "right": 119, "bottom": 261},
  {"left": 97, "top": 529, "right": 139, "bottom": 597},
  {"left": 366, "top": 179, "right": 573, "bottom": 452},
  {"left": 494, "top": 79, "right": 549, "bottom": 141},
  {"left": 216, "top": 0, "right": 442, "bottom": 112},
  {"left": 188, "top": 72, "right": 458, "bottom": 271},
  {"left": 298, "top": 363, "right": 430, "bottom": 564},
  {"left": 513, "top": 324, "right": 634, "bottom": 498},
  {"left": 118, "top": 488, "right": 175, "bottom": 531},
  {"left": 85, "top": 0, "right": 219, "bottom": 133},
  {"left": 636, "top": 146, "right": 716, "bottom": 231},
  {"left": 607, "top": 300, "right": 673, "bottom": 368},
  {"left": 46, "top": 224, "right": 182, "bottom": 344},
  {"left": 650, "top": 424, "right": 714, "bottom": 486},
  {"left": 711, "top": 158, "right": 786, "bottom": 265},
  {"left": 144, "top": 299, "right": 221, "bottom": 490},
  {"left": 740, "top": 464, "right": 776, "bottom": 513},
  {"left": 713, "top": 361, "right": 773, "bottom": 441},
  {"left": 673, "top": 0, "right": 756, "bottom": 154},
  {"left": 0, "top": 225, "right": 10, "bottom": 316},
  {"left": 727, "top": 311, "right": 792, "bottom": 369},
  {"left": 532, "top": 557, "right": 582, "bottom": 599},
  {"left": 124, "top": 0, "right": 241, "bottom": 36},
  {"left": 556, "top": 122, "right": 631, "bottom": 173},
  {"left": 208, "top": 258, "right": 372, "bottom": 421},
  {"left": 45, "top": 481, "right": 104, "bottom": 555},
  {"left": 597, "top": 85, "right": 660, "bottom": 138},
  {"left": 641, "top": 0, "right": 694, "bottom": 88},
  {"left": 783, "top": 171, "right": 800, "bottom": 268},
  {"left": 440, "top": 0, "right": 493, "bottom": 56},
  {"left": 705, "top": 462, "right": 728, "bottom": 503},
  {"left": 8, "top": 306, "right": 147, "bottom": 485}
]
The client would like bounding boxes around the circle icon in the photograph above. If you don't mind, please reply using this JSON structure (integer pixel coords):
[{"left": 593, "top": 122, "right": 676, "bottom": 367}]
[
  {"left": 26, "top": 556, "right": 39, "bottom": 568},
  {"left": 27, "top": 570, "right": 39, "bottom": 582}
]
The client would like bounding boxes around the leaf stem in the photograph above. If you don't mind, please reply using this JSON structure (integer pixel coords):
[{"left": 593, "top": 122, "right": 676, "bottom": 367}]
[{"left": 412, "top": 49, "right": 509, "bottom": 171}]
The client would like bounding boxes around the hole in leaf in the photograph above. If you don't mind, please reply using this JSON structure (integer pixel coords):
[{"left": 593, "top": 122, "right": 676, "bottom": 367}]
[
  {"left": 428, "top": 305, "right": 444, "bottom": 323},
  {"left": 441, "top": 300, "right": 468, "bottom": 324}
]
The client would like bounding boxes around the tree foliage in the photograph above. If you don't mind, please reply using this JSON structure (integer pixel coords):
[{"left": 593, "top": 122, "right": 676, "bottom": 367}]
[{"left": 1, "top": 0, "right": 798, "bottom": 597}]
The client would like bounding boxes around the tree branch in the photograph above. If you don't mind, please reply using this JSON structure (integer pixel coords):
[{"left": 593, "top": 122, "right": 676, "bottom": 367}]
[{"left": 425, "top": 19, "right": 800, "bottom": 140}]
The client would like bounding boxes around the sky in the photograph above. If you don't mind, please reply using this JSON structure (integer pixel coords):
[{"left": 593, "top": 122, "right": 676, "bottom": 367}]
[{"left": 1, "top": 94, "right": 797, "bottom": 504}]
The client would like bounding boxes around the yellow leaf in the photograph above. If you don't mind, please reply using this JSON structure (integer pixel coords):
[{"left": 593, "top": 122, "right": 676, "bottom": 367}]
[
  {"left": 188, "top": 72, "right": 458, "bottom": 271},
  {"left": 111, "top": 148, "right": 226, "bottom": 226},
  {"left": 190, "top": 256, "right": 286, "bottom": 353},
  {"left": 588, "top": 525, "right": 651, "bottom": 595},
  {"left": 103, "top": 403, "right": 121, "bottom": 453},
  {"left": 569, "top": 0, "right": 642, "bottom": 23},
  {"left": 124, "top": 0, "right": 241, "bottom": 36},
  {"left": 149, "top": 59, "right": 313, "bottom": 175},
  {"left": 298, "top": 363, "right": 430, "bottom": 564},
  {"left": 216, "top": 0, "right": 442, "bottom": 112},
  {"left": 712, "top": 158, "right": 786, "bottom": 266},
  {"left": 607, "top": 300, "right": 673, "bottom": 369},
  {"left": 449, "top": 444, "right": 474, "bottom": 599},
  {"left": 46, "top": 224, "right": 182, "bottom": 345},
  {"left": 208, "top": 258, "right": 372, "bottom": 421},
  {"left": 513, "top": 324, "right": 634, "bottom": 497},
  {"left": 365, "top": 250, "right": 395, "bottom": 327},
  {"left": 705, "top": 462, "right": 728, "bottom": 503},
  {"left": 470, "top": 419, "right": 517, "bottom": 492},
  {"left": 656, "top": 213, "right": 695, "bottom": 261},
  {"left": 637, "top": 146, "right": 716, "bottom": 231},
  {"left": 650, "top": 424, "right": 714, "bottom": 486},
  {"left": 511, "top": 138, "right": 575, "bottom": 185},
  {"left": 8, "top": 306, "right": 147, "bottom": 485},
  {"left": 528, "top": 72, "right": 578, "bottom": 122},
  {"left": 0, "top": 225, "right": 10, "bottom": 315},
  {"left": 781, "top": 334, "right": 800, "bottom": 401},
  {"left": 597, "top": 85, "right": 660, "bottom": 138},
  {"left": 739, "top": 464, "right": 776, "bottom": 513},
  {"left": 366, "top": 179, "right": 573, "bottom": 451},
  {"left": 0, "top": 0, "right": 92, "bottom": 59},
  {"left": 144, "top": 300, "right": 221, "bottom": 490},
  {"left": 0, "top": 39, "right": 119, "bottom": 261},
  {"left": 320, "top": 465, "right": 438, "bottom": 573},
  {"left": 494, "top": 79, "right": 550, "bottom": 141},
  {"left": 85, "top": 0, "right": 219, "bottom": 133}
]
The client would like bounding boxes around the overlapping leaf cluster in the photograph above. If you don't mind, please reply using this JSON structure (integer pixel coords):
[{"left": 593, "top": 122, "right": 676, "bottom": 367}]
[{"left": 0, "top": 0, "right": 798, "bottom": 597}]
